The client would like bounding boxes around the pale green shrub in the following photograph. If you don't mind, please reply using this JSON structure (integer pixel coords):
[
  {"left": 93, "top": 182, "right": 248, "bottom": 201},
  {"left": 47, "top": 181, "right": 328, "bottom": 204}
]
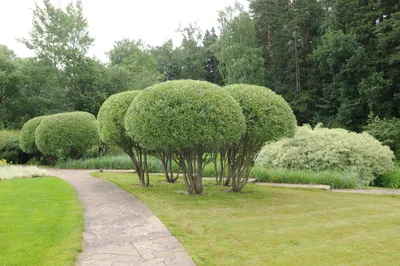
[
  {"left": 0, "top": 165, "right": 48, "bottom": 180},
  {"left": 256, "top": 124, "right": 395, "bottom": 186}
]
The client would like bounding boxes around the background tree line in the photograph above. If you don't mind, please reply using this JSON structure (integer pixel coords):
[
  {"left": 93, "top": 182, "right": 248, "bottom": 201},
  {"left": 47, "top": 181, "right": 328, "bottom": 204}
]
[{"left": 1, "top": 0, "right": 399, "bottom": 131}]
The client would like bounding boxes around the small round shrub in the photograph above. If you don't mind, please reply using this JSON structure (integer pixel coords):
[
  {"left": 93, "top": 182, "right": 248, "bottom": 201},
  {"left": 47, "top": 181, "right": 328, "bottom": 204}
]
[
  {"left": 224, "top": 84, "right": 297, "bottom": 142},
  {"left": 35, "top": 112, "right": 100, "bottom": 160},
  {"left": 97, "top": 90, "right": 140, "bottom": 149},
  {"left": 125, "top": 80, "right": 246, "bottom": 151},
  {"left": 256, "top": 124, "right": 395, "bottom": 186},
  {"left": 19, "top": 116, "right": 46, "bottom": 154},
  {"left": 222, "top": 84, "right": 297, "bottom": 192}
]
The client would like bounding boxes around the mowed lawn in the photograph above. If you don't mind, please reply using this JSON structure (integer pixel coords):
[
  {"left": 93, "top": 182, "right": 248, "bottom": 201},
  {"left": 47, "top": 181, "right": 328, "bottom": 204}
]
[
  {"left": 92, "top": 172, "right": 400, "bottom": 266},
  {"left": 0, "top": 177, "right": 83, "bottom": 266}
]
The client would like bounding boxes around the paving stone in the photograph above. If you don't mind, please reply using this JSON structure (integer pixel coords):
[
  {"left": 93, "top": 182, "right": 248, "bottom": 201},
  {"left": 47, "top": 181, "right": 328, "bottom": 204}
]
[{"left": 47, "top": 169, "right": 195, "bottom": 266}]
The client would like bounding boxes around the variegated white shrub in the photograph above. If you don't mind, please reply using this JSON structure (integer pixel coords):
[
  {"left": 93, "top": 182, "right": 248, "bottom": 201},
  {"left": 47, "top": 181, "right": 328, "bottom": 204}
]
[
  {"left": 0, "top": 165, "right": 48, "bottom": 180},
  {"left": 256, "top": 124, "right": 395, "bottom": 186}
]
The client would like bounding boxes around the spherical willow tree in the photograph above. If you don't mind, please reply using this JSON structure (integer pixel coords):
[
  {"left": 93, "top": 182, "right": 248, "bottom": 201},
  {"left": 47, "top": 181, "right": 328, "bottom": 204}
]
[
  {"left": 224, "top": 84, "right": 297, "bottom": 192},
  {"left": 125, "top": 80, "right": 246, "bottom": 195},
  {"left": 20, "top": 116, "right": 47, "bottom": 155},
  {"left": 35, "top": 112, "right": 100, "bottom": 161},
  {"left": 97, "top": 90, "right": 150, "bottom": 186}
]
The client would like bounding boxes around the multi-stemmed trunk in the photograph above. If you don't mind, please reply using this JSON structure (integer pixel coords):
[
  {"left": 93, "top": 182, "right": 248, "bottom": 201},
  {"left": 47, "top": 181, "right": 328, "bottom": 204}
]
[
  {"left": 124, "top": 145, "right": 150, "bottom": 187},
  {"left": 176, "top": 147, "right": 205, "bottom": 195}
]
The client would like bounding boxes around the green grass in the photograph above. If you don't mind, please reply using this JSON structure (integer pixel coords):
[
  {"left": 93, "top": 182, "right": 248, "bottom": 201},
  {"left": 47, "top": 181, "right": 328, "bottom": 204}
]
[
  {"left": 0, "top": 177, "right": 84, "bottom": 266},
  {"left": 92, "top": 172, "right": 400, "bottom": 266},
  {"left": 251, "top": 166, "right": 358, "bottom": 188}
]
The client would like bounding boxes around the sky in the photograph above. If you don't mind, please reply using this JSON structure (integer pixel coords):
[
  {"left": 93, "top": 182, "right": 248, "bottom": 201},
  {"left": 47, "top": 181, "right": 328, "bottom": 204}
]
[{"left": 0, "top": 0, "right": 248, "bottom": 62}]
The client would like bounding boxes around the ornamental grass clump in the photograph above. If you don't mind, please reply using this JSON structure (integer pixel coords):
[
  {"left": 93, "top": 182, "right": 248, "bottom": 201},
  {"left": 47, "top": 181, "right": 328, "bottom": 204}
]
[
  {"left": 97, "top": 90, "right": 151, "bottom": 186},
  {"left": 125, "top": 80, "right": 246, "bottom": 195},
  {"left": 35, "top": 112, "right": 100, "bottom": 162},
  {"left": 256, "top": 124, "right": 395, "bottom": 186},
  {"left": 223, "top": 84, "right": 297, "bottom": 192}
]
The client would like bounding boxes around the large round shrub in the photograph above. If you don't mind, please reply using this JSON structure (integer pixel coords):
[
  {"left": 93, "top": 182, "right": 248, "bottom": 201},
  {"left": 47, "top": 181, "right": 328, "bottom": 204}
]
[
  {"left": 256, "top": 124, "right": 395, "bottom": 186},
  {"left": 19, "top": 116, "right": 46, "bottom": 154},
  {"left": 97, "top": 90, "right": 151, "bottom": 186},
  {"left": 35, "top": 112, "right": 100, "bottom": 160},
  {"left": 125, "top": 80, "right": 246, "bottom": 151},
  {"left": 222, "top": 84, "right": 297, "bottom": 191},
  {"left": 125, "top": 80, "right": 246, "bottom": 194},
  {"left": 97, "top": 91, "right": 139, "bottom": 149}
]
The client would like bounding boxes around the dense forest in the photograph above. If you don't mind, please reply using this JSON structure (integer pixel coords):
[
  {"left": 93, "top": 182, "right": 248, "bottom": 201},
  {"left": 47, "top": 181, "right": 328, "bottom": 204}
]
[{"left": 0, "top": 0, "right": 399, "bottom": 131}]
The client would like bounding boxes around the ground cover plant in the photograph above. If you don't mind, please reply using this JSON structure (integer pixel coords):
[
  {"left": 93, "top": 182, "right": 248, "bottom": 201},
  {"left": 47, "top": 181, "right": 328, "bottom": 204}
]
[
  {"left": 93, "top": 172, "right": 400, "bottom": 266},
  {"left": 0, "top": 177, "right": 83, "bottom": 265},
  {"left": 257, "top": 124, "right": 395, "bottom": 186}
]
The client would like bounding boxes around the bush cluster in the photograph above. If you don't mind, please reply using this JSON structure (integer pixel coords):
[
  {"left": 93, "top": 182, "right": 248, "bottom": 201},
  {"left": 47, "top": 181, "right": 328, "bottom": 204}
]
[
  {"left": 364, "top": 117, "right": 400, "bottom": 158},
  {"left": 0, "top": 130, "right": 28, "bottom": 164},
  {"left": 256, "top": 124, "right": 395, "bottom": 186}
]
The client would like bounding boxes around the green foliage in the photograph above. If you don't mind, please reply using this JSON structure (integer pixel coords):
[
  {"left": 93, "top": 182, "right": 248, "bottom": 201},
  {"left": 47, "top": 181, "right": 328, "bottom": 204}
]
[
  {"left": 108, "top": 39, "right": 161, "bottom": 92},
  {"left": 374, "top": 163, "right": 400, "bottom": 188},
  {"left": 97, "top": 91, "right": 139, "bottom": 150},
  {"left": 311, "top": 30, "right": 389, "bottom": 130},
  {"left": 19, "top": 116, "right": 46, "bottom": 154},
  {"left": 250, "top": 167, "right": 358, "bottom": 189},
  {"left": 21, "top": 0, "right": 93, "bottom": 67},
  {"left": 214, "top": 3, "right": 265, "bottom": 85},
  {"left": 35, "top": 112, "right": 100, "bottom": 160},
  {"left": 364, "top": 117, "right": 400, "bottom": 158},
  {"left": 225, "top": 84, "right": 297, "bottom": 142},
  {"left": 0, "top": 131, "right": 26, "bottom": 164},
  {"left": 126, "top": 80, "right": 246, "bottom": 151},
  {"left": 256, "top": 125, "right": 395, "bottom": 186}
]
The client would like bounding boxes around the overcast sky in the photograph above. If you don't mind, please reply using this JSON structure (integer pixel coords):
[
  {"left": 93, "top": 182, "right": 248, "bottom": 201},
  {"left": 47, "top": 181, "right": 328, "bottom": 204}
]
[{"left": 1, "top": 0, "right": 248, "bottom": 62}]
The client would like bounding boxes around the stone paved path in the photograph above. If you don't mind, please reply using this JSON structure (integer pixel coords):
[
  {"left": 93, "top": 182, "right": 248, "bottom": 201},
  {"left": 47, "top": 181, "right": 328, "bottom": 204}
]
[{"left": 47, "top": 169, "right": 195, "bottom": 266}]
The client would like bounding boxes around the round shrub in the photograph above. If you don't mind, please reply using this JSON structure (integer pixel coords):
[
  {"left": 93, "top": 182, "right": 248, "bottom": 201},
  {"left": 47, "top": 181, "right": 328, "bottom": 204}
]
[
  {"left": 19, "top": 116, "right": 46, "bottom": 154},
  {"left": 224, "top": 84, "right": 297, "bottom": 142},
  {"left": 222, "top": 84, "right": 297, "bottom": 192},
  {"left": 125, "top": 80, "right": 246, "bottom": 151},
  {"left": 256, "top": 124, "right": 395, "bottom": 186},
  {"left": 97, "top": 90, "right": 139, "bottom": 149},
  {"left": 125, "top": 80, "right": 246, "bottom": 194},
  {"left": 35, "top": 112, "right": 100, "bottom": 160}
]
